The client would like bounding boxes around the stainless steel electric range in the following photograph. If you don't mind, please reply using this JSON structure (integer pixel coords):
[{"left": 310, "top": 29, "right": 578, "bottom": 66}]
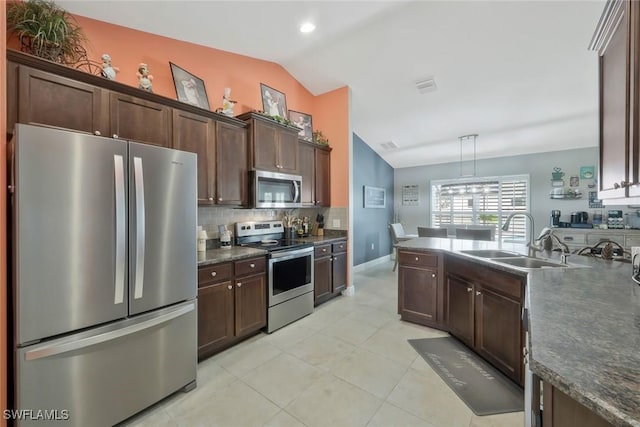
[{"left": 235, "top": 220, "right": 314, "bottom": 333}]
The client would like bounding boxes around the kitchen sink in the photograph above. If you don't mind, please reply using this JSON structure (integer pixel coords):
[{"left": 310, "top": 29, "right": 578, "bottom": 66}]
[
  {"left": 492, "top": 257, "right": 569, "bottom": 269},
  {"left": 460, "top": 249, "right": 525, "bottom": 258}
]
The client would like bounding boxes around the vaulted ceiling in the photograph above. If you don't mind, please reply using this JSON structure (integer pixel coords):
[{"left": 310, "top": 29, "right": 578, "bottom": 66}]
[{"left": 57, "top": 0, "right": 606, "bottom": 168}]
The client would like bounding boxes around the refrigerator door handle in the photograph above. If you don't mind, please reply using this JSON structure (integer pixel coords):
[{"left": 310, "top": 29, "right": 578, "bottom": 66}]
[
  {"left": 133, "top": 156, "right": 146, "bottom": 299},
  {"left": 113, "top": 155, "right": 126, "bottom": 305},
  {"left": 24, "top": 302, "right": 195, "bottom": 361}
]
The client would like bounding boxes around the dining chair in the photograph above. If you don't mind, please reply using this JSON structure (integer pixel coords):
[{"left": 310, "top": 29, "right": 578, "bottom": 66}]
[
  {"left": 455, "top": 228, "right": 493, "bottom": 241},
  {"left": 389, "top": 223, "right": 416, "bottom": 271},
  {"left": 417, "top": 227, "right": 448, "bottom": 238}
]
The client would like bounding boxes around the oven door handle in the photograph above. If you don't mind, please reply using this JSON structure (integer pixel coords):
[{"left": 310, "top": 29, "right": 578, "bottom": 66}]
[{"left": 270, "top": 246, "right": 314, "bottom": 260}]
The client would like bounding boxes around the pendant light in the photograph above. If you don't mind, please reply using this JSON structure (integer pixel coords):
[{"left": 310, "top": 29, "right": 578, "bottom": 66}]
[{"left": 459, "top": 134, "right": 478, "bottom": 177}]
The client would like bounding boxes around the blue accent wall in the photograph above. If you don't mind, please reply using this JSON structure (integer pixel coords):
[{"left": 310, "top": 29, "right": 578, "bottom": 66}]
[{"left": 353, "top": 133, "right": 394, "bottom": 266}]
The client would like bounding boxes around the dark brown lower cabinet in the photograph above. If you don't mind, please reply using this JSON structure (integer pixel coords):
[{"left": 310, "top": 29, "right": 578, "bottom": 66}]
[
  {"left": 542, "top": 382, "right": 613, "bottom": 427},
  {"left": 397, "top": 249, "right": 444, "bottom": 328},
  {"left": 197, "top": 257, "right": 266, "bottom": 360},
  {"left": 445, "top": 256, "right": 525, "bottom": 386},
  {"left": 314, "top": 239, "right": 348, "bottom": 305}
]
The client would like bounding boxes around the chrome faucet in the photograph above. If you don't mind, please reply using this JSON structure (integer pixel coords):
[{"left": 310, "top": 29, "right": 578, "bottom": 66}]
[
  {"left": 502, "top": 212, "right": 539, "bottom": 257},
  {"left": 536, "top": 229, "right": 570, "bottom": 264}
]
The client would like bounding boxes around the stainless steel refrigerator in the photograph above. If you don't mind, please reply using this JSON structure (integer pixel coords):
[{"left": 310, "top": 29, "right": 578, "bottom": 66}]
[{"left": 10, "top": 124, "right": 198, "bottom": 426}]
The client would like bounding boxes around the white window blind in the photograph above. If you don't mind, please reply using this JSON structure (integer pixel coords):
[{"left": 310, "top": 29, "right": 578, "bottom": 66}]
[{"left": 431, "top": 175, "right": 530, "bottom": 242}]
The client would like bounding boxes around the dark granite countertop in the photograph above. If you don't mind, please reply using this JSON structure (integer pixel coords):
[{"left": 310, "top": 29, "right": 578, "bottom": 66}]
[
  {"left": 396, "top": 237, "right": 640, "bottom": 427},
  {"left": 197, "top": 246, "right": 267, "bottom": 266},
  {"left": 295, "top": 232, "right": 348, "bottom": 246}
]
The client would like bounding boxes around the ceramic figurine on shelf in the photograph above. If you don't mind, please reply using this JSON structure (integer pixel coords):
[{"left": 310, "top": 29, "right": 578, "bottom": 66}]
[
  {"left": 220, "top": 87, "right": 237, "bottom": 116},
  {"left": 100, "top": 54, "right": 119, "bottom": 80},
  {"left": 136, "top": 63, "right": 153, "bottom": 92}
]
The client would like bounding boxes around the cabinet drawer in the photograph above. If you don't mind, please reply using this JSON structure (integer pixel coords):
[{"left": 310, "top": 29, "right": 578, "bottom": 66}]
[
  {"left": 332, "top": 240, "right": 347, "bottom": 253},
  {"left": 315, "top": 244, "right": 332, "bottom": 258},
  {"left": 198, "top": 263, "right": 233, "bottom": 286},
  {"left": 398, "top": 250, "right": 438, "bottom": 268},
  {"left": 446, "top": 256, "right": 523, "bottom": 300},
  {"left": 554, "top": 232, "right": 586, "bottom": 245},
  {"left": 235, "top": 257, "right": 266, "bottom": 277}
]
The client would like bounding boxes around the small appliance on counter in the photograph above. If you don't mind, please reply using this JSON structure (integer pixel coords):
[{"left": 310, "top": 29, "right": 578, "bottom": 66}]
[
  {"left": 550, "top": 210, "right": 561, "bottom": 227},
  {"left": 626, "top": 211, "right": 640, "bottom": 229},
  {"left": 218, "top": 224, "right": 231, "bottom": 248},
  {"left": 608, "top": 210, "right": 624, "bottom": 229},
  {"left": 197, "top": 227, "right": 208, "bottom": 252},
  {"left": 570, "top": 211, "right": 592, "bottom": 228}
]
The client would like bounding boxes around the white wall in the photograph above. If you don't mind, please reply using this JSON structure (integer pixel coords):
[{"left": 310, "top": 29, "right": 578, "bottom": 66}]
[{"left": 394, "top": 147, "right": 630, "bottom": 237}]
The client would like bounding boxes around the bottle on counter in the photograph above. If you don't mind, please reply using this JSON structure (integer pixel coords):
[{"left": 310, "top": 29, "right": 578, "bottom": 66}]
[{"left": 197, "top": 228, "right": 208, "bottom": 252}]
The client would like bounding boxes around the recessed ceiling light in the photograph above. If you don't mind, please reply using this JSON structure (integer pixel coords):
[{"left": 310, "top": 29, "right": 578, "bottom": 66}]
[{"left": 300, "top": 22, "right": 316, "bottom": 33}]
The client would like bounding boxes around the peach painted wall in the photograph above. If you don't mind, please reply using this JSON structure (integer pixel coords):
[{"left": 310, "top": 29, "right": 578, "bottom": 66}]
[
  {"left": 1, "top": 1, "right": 7, "bottom": 423},
  {"left": 72, "top": 15, "right": 349, "bottom": 208},
  {"left": 314, "top": 87, "right": 350, "bottom": 207}
]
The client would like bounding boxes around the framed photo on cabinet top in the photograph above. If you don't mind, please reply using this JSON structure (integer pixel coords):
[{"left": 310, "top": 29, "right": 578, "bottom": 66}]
[
  {"left": 289, "top": 110, "right": 313, "bottom": 142},
  {"left": 170, "top": 62, "right": 210, "bottom": 110},
  {"left": 260, "top": 83, "right": 287, "bottom": 118}
]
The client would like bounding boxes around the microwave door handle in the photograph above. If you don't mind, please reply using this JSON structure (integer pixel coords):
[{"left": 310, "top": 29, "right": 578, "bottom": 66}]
[{"left": 293, "top": 180, "right": 300, "bottom": 203}]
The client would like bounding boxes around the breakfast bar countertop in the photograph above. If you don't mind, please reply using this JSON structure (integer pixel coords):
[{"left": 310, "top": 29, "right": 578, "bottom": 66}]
[{"left": 396, "top": 237, "right": 640, "bottom": 427}]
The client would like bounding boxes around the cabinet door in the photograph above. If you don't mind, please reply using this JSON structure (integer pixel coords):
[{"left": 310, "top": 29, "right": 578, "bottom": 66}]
[
  {"left": 234, "top": 273, "right": 267, "bottom": 337},
  {"left": 475, "top": 284, "right": 522, "bottom": 384},
  {"left": 314, "top": 256, "right": 332, "bottom": 303},
  {"left": 332, "top": 250, "right": 347, "bottom": 293},
  {"left": 198, "top": 281, "right": 234, "bottom": 358},
  {"left": 277, "top": 129, "right": 299, "bottom": 173},
  {"left": 315, "top": 148, "right": 331, "bottom": 207},
  {"left": 398, "top": 265, "right": 438, "bottom": 326},
  {"left": 298, "top": 142, "right": 315, "bottom": 205},
  {"left": 18, "top": 66, "right": 109, "bottom": 136},
  {"left": 598, "top": 2, "right": 630, "bottom": 198},
  {"left": 446, "top": 274, "right": 475, "bottom": 348},
  {"left": 110, "top": 92, "right": 171, "bottom": 147},
  {"left": 253, "top": 120, "right": 278, "bottom": 171},
  {"left": 172, "top": 109, "right": 215, "bottom": 204},
  {"left": 216, "top": 122, "right": 247, "bottom": 205}
]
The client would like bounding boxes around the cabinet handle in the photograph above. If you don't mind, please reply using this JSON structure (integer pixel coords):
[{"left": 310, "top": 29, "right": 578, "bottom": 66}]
[
  {"left": 330, "top": 257, "right": 333, "bottom": 262},
  {"left": 322, "top": 248, "right": 327, "bottom": 252},
  {"left": 415, "top": 257, "right": 419, "bottom": 261},
  {"left": 237, "top": 282, "right": 242, "bottom": 287},
  {"left": 227, "top": 285, "right": 232, "bottom": 290},
  {"left": 112, "top": 134, "right": 118, "bottom": 139},
  {"left": 94, "top": 131, "right": 101, "bottom": 136},
  {"left": 209, "top": 197, "right": 213, "bottom": 201},
  {"left": 475, "top": 291, "right": 481, "bottom": 296},
  {"left": 431, "top": 273, "right": 436, "bottom": 278},
  {"left": 466, "top": 287, "right": 472, "bottom": 292},
  {"left": 250, "top": 263, "right": 255, "bottom": 268},
  {"left": 211, "top": 271, "right": 217, "bottom": 277}
]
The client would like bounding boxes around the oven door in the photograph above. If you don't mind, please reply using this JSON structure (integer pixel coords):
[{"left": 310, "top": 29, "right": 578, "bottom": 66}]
[{"left": 268, "top": 246, "right": 314, "bottom": 306}]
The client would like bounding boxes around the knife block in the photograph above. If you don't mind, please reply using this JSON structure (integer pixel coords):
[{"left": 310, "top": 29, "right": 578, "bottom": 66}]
[{"left": 312, "top": 224, "right": 324, "bottom": 236}]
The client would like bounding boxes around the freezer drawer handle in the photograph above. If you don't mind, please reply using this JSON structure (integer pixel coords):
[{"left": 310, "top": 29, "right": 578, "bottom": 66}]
[
  {"left": 24, "top": 302, "right": 195, "bottom": 361},
  {"left": 113, "top": 154, "right": 126, "bottom": 305},
  {"left": 133, "top": 156, "right": 146, "bottom": 299}
]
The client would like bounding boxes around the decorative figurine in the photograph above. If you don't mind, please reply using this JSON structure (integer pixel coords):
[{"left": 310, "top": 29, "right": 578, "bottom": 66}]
[
  {"left": 136, "top": 63, "right": 153, "bottom": 92},
  {"left": 100, "top": 54, "right": 119, "bottom": 80},
  {"left": 221, "top": 87, "right": 236, "bottom": 116}
]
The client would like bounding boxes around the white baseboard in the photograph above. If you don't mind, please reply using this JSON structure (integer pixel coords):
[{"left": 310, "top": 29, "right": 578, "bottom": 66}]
[{"left": 353, "top": 255, "right": 391, "bottom": 273}]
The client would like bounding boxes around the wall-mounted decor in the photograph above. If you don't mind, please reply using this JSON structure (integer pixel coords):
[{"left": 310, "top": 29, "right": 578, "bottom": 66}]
[
  {"left": 289, "top": 110, "right": 313, "bottom": 142},
  {"left": 170, "top": 62, "right": 209, "bottom": 109},
  {"left": 364, "top": 186, "right": 386, "bottom": 208},
  {"left": 580, "top": 166, "right": 595, "bottom": 179},
  {"left": 569, "top": 175, "right": 579, "bottom": 187},
  {"left": 260, "top": 83, "right": 287, "bottom": 118},
  {"left": 402, "top": 185, "right": 420, "bottom": 206},
  {"left": 589, "top": 191, "right": 603, "bottom": 208}
]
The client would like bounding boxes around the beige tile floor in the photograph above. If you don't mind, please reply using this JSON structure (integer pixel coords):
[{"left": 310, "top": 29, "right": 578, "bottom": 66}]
[{"left": 123, "top": 261, "right": 524, "bottom": 427}]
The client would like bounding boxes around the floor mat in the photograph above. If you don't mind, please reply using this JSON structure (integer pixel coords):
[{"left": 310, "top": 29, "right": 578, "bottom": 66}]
[{"left": 408, "top": 336, "right": 524, "bottom": 416}]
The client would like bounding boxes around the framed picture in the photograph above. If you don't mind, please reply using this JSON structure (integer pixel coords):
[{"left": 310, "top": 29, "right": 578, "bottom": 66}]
[
  {"left": 580, "top": 166, "right": 595, "bottom": 179},
  {"left": 364, "top": 186, "right": 386, "bottom": 208},
  {"left": 169, "top": 62, "right": 210, "bottom": 110},
  {"left": 289, "top": 110, "right": 313, "bottom": 142},
  {"left": 260, "top": 83, "right": 287, "bottom": 118}
]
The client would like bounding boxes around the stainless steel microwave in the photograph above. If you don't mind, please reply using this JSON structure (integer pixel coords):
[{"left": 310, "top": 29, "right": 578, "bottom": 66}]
[{"left": 250, "top": 170, "right": 302, "bottom": 208}]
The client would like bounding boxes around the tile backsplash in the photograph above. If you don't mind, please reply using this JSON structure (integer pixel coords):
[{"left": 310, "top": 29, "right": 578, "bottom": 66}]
[{"left": 198, "top": 206, "right": 348, "bottom": 238}]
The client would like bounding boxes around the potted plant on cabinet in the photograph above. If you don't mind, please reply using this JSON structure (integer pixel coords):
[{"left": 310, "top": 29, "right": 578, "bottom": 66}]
[{"left": 7, "top": 0, "right": 87, "bottom": 65}]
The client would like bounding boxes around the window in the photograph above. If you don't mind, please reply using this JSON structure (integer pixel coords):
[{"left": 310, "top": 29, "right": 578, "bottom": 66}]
[{"left": 431, "top": 175, "right": 530, "bottom": 242}]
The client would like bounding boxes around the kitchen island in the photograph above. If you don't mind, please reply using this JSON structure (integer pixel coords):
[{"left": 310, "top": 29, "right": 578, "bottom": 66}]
[{"left": 396, "top": 237, "right": 640, "bottom": 427}]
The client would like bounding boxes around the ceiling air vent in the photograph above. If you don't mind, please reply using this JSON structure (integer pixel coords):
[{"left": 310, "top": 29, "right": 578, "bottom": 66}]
[
  {"left": 415, "top": 77, "right": 437, "bottom": 94},
  {"left": 380, "top": 141, "right": 398, "bottom": 150}
]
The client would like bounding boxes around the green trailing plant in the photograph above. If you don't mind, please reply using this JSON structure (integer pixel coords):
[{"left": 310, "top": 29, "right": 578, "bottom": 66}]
[
  {"left": 255, "top": 110, "right": 294, "bottom": 127},
  {"left": 7, "top": 0, "right": 87, "bottom": 64},
  {"left": 313, "top": 130, "right": 329, "bottom": 146}
]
